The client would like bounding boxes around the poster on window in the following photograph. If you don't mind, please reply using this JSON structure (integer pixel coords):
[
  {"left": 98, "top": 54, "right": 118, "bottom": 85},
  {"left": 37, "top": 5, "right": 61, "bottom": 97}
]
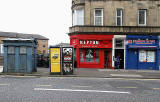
[
  {"left": 147, "top": 51, "right": 155, "bottom": 62},
  {"left": 139, "top": 50, "right": 147, "bottom": 62},
  {"left": 62, "top": 48, "right": 73, "bottom": 62}
]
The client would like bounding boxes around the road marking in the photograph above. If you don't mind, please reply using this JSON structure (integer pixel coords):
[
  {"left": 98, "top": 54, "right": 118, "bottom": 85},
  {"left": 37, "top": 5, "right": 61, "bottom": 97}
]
[
  {"left": 4, "top": 75, "right": 37, "bottom": 78},
  {"left": 0, "top": 84, "right": 10, "bottom": 86},
  {"left": 34, "top": 88, "right": 130, "bottom": 94},
  {"left": 117, "top": 87, "right": 137, "bottom": 89},
  {"left": 153, "top": 88, "right": 160, "bottom": 90},
  {"left": 36, "top": 85, "right": 52, "bottom": 87},
  {"left": 124, "top": 79, "right": 160, "bottom": 81},
  {"left": 110, "top": 74, "right": 142, "bottom": 77},
  {"left": 72, "top": 86, "right": 92, "bottom": 88},
  {"left": 38, "top": 77, "right": 160, "bottom": 81}
]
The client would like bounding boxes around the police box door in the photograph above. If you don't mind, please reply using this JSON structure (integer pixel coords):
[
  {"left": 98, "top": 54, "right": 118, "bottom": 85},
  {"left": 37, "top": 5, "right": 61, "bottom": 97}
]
[
  {"left": 19, "top": 46, "right": 27, "bottom": 72},
  {"left": 7, "top": 47, "right": 15, "bottom": 72}
]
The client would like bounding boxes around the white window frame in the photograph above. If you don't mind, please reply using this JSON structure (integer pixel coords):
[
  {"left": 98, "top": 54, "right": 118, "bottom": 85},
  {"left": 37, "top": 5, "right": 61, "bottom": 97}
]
[
  {"left": 139, "top": 50, "right": 155, "bottom": 62},
  {"left": 94, "top": 8, "right": 103, "bottom": 26},
  {"left": 116, "top": 9, "right": 123, "bottom": 26},
  {"left": 0, "top": 44, "right": 3, "bottom": 55},
  {"left": 73, "top": 9, "right": 84, "bottom": 26},
  {"left": 138, "top": 9, "right": 147, "bottom": 26},
  {"left": 72, "top": 10, "right": 75, "bottom": 26},
  {"left": 115, "top": 39, "right": 124, "bottom": 48}
]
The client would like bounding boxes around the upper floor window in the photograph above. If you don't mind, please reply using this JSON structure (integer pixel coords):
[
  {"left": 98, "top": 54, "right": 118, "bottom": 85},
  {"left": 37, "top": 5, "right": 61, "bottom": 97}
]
[
  {"left": 94, "top": 9, "right": 103, "bottom": 26},
  {"left": 73, "top": 9, "right": 84, "bottom": 26},
  {"left": 138, "top": 9, "right": 147, "bottom": 26},
  {"left": 116, "top": 9, "right": 123, "bottom": 26}
]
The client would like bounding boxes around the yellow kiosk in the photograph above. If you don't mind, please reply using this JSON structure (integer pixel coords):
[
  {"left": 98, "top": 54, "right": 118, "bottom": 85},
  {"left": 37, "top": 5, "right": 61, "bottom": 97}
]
[
  {"left": 50, "top": 45, "right": 74, "bottom": 75},
  {"left": 50, "top": 47, "right": 61, "bottom": 74}
]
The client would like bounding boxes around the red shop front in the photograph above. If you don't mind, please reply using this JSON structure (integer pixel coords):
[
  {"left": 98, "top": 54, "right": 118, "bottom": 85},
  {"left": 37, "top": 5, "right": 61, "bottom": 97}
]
[{"left": 70, "top": 34, "right": 113, "bottom": 69}]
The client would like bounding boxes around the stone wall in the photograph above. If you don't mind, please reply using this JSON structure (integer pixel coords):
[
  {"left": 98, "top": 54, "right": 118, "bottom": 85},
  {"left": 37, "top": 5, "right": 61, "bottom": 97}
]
[{"left": 72, "top": 0, "right": 160, "bottom": 26}]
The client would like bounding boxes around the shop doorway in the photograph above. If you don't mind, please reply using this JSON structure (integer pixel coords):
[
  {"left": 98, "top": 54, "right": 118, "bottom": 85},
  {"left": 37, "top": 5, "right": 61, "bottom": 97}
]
[
  {"left": 115, "top": 49, "right": 124, "bottom": 69},
  {"left": 104, "top": 49, "right": 112, "bottom": 69}
]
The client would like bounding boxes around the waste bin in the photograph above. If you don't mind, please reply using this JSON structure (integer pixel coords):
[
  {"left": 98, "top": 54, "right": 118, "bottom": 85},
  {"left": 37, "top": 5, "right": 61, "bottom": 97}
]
[
  {"left": 3, "top": 38, "right": 37, "bottom": 73},
  {"left": 50, "top": 45, "right": 74, "bottom": 75}
]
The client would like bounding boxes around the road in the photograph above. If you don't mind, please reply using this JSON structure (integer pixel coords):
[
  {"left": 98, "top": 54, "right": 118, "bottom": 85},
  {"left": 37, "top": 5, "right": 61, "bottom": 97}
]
[{"left": 0, "top": 76, "right": 160, "bottom": 102}]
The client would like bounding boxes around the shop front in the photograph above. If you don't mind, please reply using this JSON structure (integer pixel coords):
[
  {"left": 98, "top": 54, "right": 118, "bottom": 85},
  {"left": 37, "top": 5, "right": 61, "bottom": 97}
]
[
  {"left": 126, "top": 35, "right": 159, "bottom": 70},
  {"left": 70, "top": 34, "right": 113, "bottom": 68}
]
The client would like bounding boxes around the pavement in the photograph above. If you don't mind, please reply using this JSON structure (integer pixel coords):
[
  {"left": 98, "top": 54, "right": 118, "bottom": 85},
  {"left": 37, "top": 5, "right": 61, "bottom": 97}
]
[
  {"left": 74, "top": 68, "right": 160, "bottom": 79},
  {"left": 0, "top": 67, "right": 160, "bottom": 79}
]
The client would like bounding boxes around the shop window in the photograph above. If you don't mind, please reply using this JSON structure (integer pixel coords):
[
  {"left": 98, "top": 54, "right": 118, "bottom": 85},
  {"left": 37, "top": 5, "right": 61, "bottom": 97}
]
[
  {"left": 80, "top": 48, "right": 99, "bottom": 63},
  {"left": 94, "top": 9, "right": 103, "bottom": 26},
  {"left": 115, "top": 39, "right": 124, "bottom": 48},
  {"left": 95, "top": 49, "right": 99, "bottom": 62},
  {"left": 80, "top": 49, "right": 84, "bottom": 62},
  {"left": 139, "top": 50, "right": 155, "bottom": 62},
  {"left": 85, "top": 49, "right": 90, "bottom": 62}
]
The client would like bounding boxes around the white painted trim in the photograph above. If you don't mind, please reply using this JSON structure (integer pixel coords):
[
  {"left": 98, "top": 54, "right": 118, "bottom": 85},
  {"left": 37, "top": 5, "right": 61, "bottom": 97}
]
[
  {"left": 94, "top": 8, "right": 103, "bottom": 26},
  {"left": 112, "top": 38, "right": 115, "bottom": 68},
  {"left": 124, "top": 39, "right": 126, "bottom": 70},
  {"left": 138, "top": 9, "right": 147, "bottom": 26},
  {"left": 113, "top": 37, "right": 126, "bottom": 70},
  {"left": 116, "top": 9, "right": 123, "bottom": 26},
  {"left": 73, "top": 9, "right": 84, "bottom": 26}
]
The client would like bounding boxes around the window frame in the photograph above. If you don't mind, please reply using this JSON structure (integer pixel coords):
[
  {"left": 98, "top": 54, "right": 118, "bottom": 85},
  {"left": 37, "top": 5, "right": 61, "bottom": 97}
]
[
  {"left": 115, "top": 39, "right": 124, "bottom": 48},
  {"left": 72, "top": 10, "right": 75, "bottom": 26},
  {"left": 138, "top": 9, "right": 147, "bottom": 26},
  {"left": 94, "top": 8, "right": 103, "bottom": 26},
  {"left": 116, "top": 9, "right": 123, "bottom": 26},
  {"left": 73, "top": 9, "right": 84, "bottom": 26},
  {"left": 80, "top": 48, "right": 99, "bottom": 63},
  {"left": 0, "top": 44, "right": 4, "bottom": 54},
  {"left": 139, "top": 50, "right": 155, "bottom": 62}
]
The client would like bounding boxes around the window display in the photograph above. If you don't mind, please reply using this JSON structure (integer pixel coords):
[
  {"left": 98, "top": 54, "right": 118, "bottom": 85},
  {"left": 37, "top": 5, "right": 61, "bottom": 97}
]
[
  {"left": 139, "top": 50, "right": 147, "bottom": 62},
  {"left": 147, "top": 51, "right": 155, "bottom": 62},
  {"left": 80, "top": 49, "right": 84, "bottom": 62},
  {"left": 95, "top": 49, "right": 99, "bottom": 62},
  {"left": 139, "top": 50, "right": 155, "bottom": 62},
  {"left": 80, "top": 48, "right": 99, "bottom": 63}
]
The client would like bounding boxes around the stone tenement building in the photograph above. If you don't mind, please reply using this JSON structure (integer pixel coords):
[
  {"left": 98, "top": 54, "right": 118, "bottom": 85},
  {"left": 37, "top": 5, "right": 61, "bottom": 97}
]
[{"left": 68, "top": 0, "right": 160, "bottom": 70}]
